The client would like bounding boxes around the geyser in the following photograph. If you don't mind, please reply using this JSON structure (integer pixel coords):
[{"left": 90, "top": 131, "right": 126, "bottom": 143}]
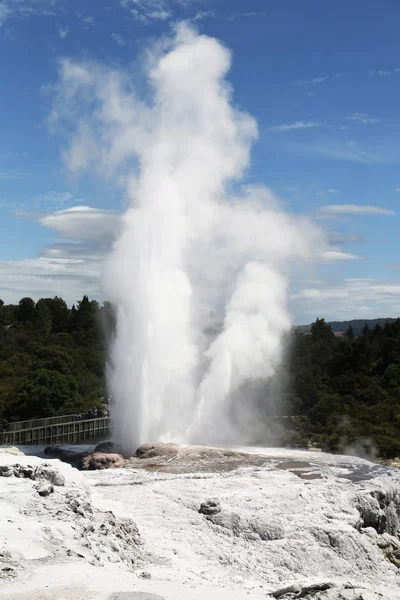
[{"left": 52, "top": 24, "right": 325, "bottom": 454}]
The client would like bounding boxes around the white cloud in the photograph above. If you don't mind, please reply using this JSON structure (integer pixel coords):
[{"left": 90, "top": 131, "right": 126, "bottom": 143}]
[
  {"left": 327, "top": 188, "right": 340, "bottom": 193},
  {"left": 0, "top": 255, "right": 102, "bottom": 305},
  {"left": 0, "top": 205, "right": 122, "bottom": 304},
  {"left": 292, "top": 278, "right": 400, "bottom": 321},
  {"left": 59, "top": 26, "right": 68, "bottom": 38},
  {"left": 318, "top": 204, "right": 395, "bottom": 216},
  {"left": 268, "top": 121, "right": 320, "bottom": 132},
  {"left": 111, "top": 33, "right": 126, "bottom": 46},
  {"left": 346, "top": 112, "right": 381, "bottom": 124},
  {"left": 38, "top": 206, "right": 121, "bottom": 241},
  {"left": 320, "top": 250, "right": 360, "bottom": 262}
]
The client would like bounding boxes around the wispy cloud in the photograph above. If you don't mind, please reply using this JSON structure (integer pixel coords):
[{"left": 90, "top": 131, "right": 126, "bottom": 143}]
[
  {"left": 0, "top": 169, "right": 29, "bottom": 179},
  {"left": 327, "top": 188, "right": 340, "bottom": 194},
  {"left": 36, "top": 191, "right": 73, "bottom": 206},
  {"left": 346, "top": 112, "right": 381, "bottom": 124},
  {"left": 318, "top": 204, "right": 395, "bottom": 216},
  {"left": 295, "top": 76, "right": 328, "bottom": 86},
  {"left": 120, "top": 1, "right": 262, "bottom": 25},
  {"left": 11, "top": 191, "right": 79, "bottom": 213},
  {"left": 221, "top": 11, "right": 266, "bottom": 21},
  {"left": 329, "top": 232, "right": 365, "bottom": 244},
  {"left": 295, "top": 72, "right": 350, "bottom": 88},
  {"left": 371, "top": 67, "right": 400, "bottom": 77},
  {"left": 120, "top": 0, "right": 171, "bottom": 23},
  {"left": 78, "top": 13, "right": 96, "bottom": 27},
  {"left": 317, "top": 142, "right": 383, "bottom": 164},
  {"left": 190, "top": 10, "right": 214, "bottom": 22},
  {"left": 0, "top": 0, "right": 58, "bottom": 26},
  {"left": 268, "top": 121, "right": 320, "bottom": 132},
  {"left": 59, "top": 26, "right": 68, "bottom": 39},
  {"left": 111, "top": 32, "right": 126, "bottom": 46},
  {"left": 0, "top": 3, "right": 10, "bottom": 26}
]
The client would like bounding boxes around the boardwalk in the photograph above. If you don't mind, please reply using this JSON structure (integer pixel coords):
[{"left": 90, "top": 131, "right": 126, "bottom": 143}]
[{"left": 0, "top": 414, "right": 110, "bottom": 446}]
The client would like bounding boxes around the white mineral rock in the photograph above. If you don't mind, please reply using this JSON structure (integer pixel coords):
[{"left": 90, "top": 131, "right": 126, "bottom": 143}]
[{"left": 0, "top": 446, "right": 398, "bottom": 600}]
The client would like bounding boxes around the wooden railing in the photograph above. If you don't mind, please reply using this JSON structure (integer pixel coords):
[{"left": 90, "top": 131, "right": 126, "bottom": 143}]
[
  {"left": 0, "top": 416, "right": 110, "bottom": 446},
  {"left": 5, "top": 414, "right": 88, "bottom": 432}
]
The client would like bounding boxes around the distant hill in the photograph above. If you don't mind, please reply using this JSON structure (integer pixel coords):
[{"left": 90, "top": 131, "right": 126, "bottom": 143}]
[{"left": 295, "top": 318, "right": 396, "bottom": 337}]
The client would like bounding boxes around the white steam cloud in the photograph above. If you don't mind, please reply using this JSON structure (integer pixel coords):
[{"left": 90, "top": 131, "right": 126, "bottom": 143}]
[{"left": 51, "top": 24, "right": 325, "bottom": 454}]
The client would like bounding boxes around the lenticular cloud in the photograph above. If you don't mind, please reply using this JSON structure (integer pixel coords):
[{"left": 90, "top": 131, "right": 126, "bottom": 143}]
[{"left": 51, "top": 24, "right": 325, "bottom": 454}]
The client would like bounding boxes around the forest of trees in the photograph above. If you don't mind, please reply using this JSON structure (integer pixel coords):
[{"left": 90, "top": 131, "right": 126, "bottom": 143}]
[
  {"left": 0, "top": 296, "right": 114, "bottom": 422},
  {"left": 288, "top": 318, "right": 400, "bottom": 459},
  {"left": 0, "top": 297, "right": 399, "bottom": 458}
]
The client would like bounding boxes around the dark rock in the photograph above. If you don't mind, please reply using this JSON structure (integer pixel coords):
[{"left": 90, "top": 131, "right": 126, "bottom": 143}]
[
  {"left": 19, "top": 465, "right": 34, "bottom": 479},
  {"left": 199, "top": 498, "right": 221, "bottom": 515},
  {"left": 81, "top": 452, "right": 125, "bottom": 470},
  {"left": 94, "top": 440, "right": 125, "bottom": 456},
  {"left": 135, "top": 442, "right": 179, "bottom": 460},
  {"left": 0, "top": 465, "right": 14, "bottom": 477},
  {"left": 0, "top": 464, "right": 33, "bottom": 478},
  {"left": 139, "top": 571, "right": 152, "bottom": 579},
  {"left": 44, "top": 445, "right": 91, "bottom": 467}
]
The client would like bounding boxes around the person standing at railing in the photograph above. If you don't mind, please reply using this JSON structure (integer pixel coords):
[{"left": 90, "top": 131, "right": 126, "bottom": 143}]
[{"left": 1, "top": 418, "right": 8, "bottom": 431}]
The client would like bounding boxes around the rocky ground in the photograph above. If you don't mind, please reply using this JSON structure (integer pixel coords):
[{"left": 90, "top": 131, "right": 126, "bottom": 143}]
[{"left": 0, "top": 444, "right": 399, "bottom": 599}]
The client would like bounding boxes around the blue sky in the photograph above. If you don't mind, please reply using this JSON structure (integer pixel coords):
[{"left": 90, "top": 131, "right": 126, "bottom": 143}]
[{"left": 1, "top": 0, "right": 400, "bottom": 323}]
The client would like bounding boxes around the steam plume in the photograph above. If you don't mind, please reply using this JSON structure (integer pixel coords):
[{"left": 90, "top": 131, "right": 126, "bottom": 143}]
[{"left": 51, "top": 24, "right": 325, "bottom": 454}]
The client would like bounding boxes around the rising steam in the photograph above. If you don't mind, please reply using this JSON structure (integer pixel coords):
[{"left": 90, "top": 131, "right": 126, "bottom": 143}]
[{"left": 51, "top": 24, "right": 325, "bottom": 454}]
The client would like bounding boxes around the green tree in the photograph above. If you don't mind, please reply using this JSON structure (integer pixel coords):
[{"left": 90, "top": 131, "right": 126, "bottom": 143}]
[
  {"left": 35, "top": 299, "right": 53, "bottom": 337},
  {"left": 345, "top": 326, "right": 354, "bottom": 341},
  {"left": 17, "top": 297, "right": 35, "bottom": 324},
  {"left": 311, "top": 318, "right": 334, "bottom": 343}
]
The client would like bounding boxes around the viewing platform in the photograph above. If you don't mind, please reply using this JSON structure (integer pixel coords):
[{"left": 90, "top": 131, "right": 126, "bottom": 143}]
[{"left": 0, "top": 414, "right": 110, "bottom": 446}]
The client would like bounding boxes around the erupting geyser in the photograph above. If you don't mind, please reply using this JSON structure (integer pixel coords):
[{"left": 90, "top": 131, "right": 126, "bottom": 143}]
[{"left": 52, "top": 24, "right": 325, "bottom": 455}]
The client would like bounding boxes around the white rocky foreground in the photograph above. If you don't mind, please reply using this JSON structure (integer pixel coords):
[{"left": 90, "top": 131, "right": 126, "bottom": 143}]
[{"left": 0, "top": 445, "right": 399, "bottom": 599}]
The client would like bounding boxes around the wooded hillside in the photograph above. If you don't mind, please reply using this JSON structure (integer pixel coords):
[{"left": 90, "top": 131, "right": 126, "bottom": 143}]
[{"left": 1, "top": 297, "right": 399, "bottom": 458}]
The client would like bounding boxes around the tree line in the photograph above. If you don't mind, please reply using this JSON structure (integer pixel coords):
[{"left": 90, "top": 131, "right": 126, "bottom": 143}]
[{"left": 0, "top": 297, "right": 399, "bottom": 458}]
